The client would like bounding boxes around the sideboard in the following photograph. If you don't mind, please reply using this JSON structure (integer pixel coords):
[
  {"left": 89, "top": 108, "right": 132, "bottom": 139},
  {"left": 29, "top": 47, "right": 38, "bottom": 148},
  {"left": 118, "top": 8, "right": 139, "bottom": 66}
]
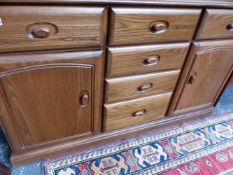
[{"left": 0, "top": 0, "right": 232, "bottom": 166}]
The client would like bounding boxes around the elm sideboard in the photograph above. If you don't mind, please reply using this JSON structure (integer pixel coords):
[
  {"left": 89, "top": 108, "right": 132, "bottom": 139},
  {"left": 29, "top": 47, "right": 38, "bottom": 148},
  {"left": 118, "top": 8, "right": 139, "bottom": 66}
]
[{"left": 0, "top": 0, "right": 232, "bottom": 166}]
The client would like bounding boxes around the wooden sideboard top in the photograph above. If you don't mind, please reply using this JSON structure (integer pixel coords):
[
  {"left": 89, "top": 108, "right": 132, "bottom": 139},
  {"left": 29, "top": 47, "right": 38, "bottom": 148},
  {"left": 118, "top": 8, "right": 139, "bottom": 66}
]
[{"left": 1, "top": 0, "right": 233, "bottom": 8}]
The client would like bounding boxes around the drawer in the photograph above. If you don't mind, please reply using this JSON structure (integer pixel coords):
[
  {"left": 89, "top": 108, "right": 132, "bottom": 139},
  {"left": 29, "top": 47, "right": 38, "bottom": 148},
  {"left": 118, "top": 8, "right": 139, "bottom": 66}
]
[
  {"left": 104, "top": 92, "right": 172, "bottom": 131},
  {"left": 0, "top": 6, "right": 106, "bottom": 52},
  {"left": 196, "top": 9, "right": 233, "bottom": 40},
  {"left": 105, "top": 70, "right": 180, "bottom": 103},
  {"left": 109, "top": 8, "right": 201, "bottom": 46},
  {"left": 107, "top": 43, "right": 189, "bottom": 77}
]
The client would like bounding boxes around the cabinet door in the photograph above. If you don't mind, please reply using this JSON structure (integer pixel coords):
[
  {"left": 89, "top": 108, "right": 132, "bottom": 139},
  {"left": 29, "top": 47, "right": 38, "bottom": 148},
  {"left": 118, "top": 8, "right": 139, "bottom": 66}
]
[
  {"left": 0, "top": 51, "right": 103, "bottom": 151},
  {"left": 169, "top": 40, "right": 233, "bottom": 115}
]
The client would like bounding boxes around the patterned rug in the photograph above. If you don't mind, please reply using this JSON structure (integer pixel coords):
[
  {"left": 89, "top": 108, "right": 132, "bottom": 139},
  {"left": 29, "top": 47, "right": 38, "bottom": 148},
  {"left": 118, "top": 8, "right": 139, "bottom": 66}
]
[{"left": 45, "top": 112, "right": 233, "bottom": 175}]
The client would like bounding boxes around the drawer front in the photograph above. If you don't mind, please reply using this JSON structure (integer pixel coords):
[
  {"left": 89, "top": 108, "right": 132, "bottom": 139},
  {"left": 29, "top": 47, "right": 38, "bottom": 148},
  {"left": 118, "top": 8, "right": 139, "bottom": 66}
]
[
  {"left": 107, "top": 43, "right": 189, "bottom": 77},
  {"left": 105, "top": 70, "right": 180, "bottom": 103},
  {"left": 109, "top": 8, "right": 201, "bottom": 46},
  {"left": 0, "top": 6, "right": 106, "bottom": 52},
  {"left": 104, "top": 92, "right": 172, "bottom": 131},
  {"left": 196, "top": 9, "right": 233, "bottom": 40}
]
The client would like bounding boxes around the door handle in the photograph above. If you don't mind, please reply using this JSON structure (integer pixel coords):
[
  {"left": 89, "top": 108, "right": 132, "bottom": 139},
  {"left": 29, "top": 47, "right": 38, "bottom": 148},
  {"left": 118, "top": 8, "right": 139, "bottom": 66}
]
[
  {"left": 188, "top": 72, "right": 197, "bottom": 85},
  {"left": 80, "top": 91, "right": 89, "bottom": 107}
]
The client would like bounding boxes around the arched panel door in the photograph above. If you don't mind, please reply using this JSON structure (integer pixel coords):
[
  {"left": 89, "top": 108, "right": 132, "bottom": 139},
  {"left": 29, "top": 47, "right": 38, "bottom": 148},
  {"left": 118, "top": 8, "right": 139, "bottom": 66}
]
[
  {"left": 0, "top": 65, "right": 93, "bottom": 147},
  {"left": 0, "top": 51, "right": 104, "bottom": 152},
  {"left": 169, "top": 40, "right": 233, "bottom": 115}
]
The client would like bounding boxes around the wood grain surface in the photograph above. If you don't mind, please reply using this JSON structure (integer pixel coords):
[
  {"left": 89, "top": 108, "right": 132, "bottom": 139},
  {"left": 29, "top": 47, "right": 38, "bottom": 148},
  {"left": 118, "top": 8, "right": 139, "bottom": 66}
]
[
  {"left": 11, "top": 106, "right": 213, "bottom": 166},
  {"left": 0, "top": 50, "right": 105, "bottom": 151},
  {"left": 196, "top": 9, "right": 233, "bottom": 40},
  {"left": 105, "top": 70, "right": 180, "bottom": 103},
  {"left": 175, "top": 48, "right": 233, "bottom": 112},
  {"left": 109, "top": 8, "right": 201, "bottom": 46},
  {"left": 1, "top": 0, "right": 233, "bottom": 9},
  {"left": 107, "top": 43, "right": 189, "bottom": 77},
  {"left": 0, "top": 0, "right": 232, "bottom": 167},
  {"left": 1, "top": 65, "right": 93, "bottom": 147},
  {"left": 104, "top": 92, "right": 172, "bottom": 131},
  {"left": 0, "top": 6, "right": 106, "bottom": 52},
  {"left": 168, "top": 40, "right": 233, "bottom": 115}
]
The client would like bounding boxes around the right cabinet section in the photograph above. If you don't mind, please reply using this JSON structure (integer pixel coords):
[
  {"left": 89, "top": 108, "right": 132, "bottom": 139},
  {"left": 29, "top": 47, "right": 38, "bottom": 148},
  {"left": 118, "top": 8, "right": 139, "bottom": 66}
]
[{"left": 169, "top": 40, "right": 233, "bottom": 115}]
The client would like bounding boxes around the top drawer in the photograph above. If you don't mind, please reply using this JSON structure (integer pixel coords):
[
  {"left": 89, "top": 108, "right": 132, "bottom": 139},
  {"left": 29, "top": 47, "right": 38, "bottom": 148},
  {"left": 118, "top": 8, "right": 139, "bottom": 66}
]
[
  {"left": 109, "top": 8, "right": 201, "bottom": 46},
  {"left": 196, "top": 9, "right": 233, "bottom": 40},
  {"left": 0, "top": 6, "right": 106, "bottom": 52}
]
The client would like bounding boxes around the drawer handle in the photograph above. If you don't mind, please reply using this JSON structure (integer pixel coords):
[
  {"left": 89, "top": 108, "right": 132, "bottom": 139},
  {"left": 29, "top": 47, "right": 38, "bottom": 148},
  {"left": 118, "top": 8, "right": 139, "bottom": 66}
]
[
  {"left": 188, "top": 72, "right": 197, "bottom": 85},
  {"left": 132, "top": 109, "right": 147, "bottom": 117},
  {"left": 32, "top": 28, "right": 50, "bottom": 39},
  {"left": 138, "top": 83, "right": 153, "bottom": 92},
  {"left": 226, "top": 24, "right": 233, "bottom": 31},
  {"left": 80, "top": 91, "right": 89, "bottom": 107},
  {"left": 26, "top": 22, "right": 58, "bottom": 39},
  {"left": 150, "top": 21, "right": 169, "bottom": 34},
  {"left": 143, "top": 56, "right": 160, "bottom": 66},
  {"left": 0, "top": 18, "right": 3, "bottom": 26}
]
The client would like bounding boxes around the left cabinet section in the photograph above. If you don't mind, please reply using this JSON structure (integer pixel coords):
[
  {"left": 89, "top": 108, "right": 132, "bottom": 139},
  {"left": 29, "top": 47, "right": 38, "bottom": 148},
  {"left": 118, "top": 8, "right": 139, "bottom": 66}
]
[{"left": 0, "top": 51, "right": 105, "bottom": 154}]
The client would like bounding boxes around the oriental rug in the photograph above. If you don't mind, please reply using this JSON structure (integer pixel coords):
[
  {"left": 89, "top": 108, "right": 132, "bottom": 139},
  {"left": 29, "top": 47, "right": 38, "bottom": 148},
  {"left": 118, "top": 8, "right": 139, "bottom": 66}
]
[{"left": 45, "top": 112, "right": 233, "bottom": 175}]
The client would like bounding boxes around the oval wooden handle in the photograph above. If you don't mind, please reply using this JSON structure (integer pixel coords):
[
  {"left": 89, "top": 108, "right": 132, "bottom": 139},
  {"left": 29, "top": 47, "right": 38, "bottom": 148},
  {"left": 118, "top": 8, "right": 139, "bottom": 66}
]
[
  {"left": 150, "top": 21, "right": 169, "bottom": 34},
  {"left": 80, "top": 92, "right": 89, "bottom": 106},
  {"left": 132, "top": 109, "right": 147, "bottom": 117},
  {"left": 26, "top": 22, "right": 58, "bottom": 39},
  {"left": 226, "top": 24, "right": 233, "bottom": 31},
  {"left": 138, "top": 83, "right": 153, "bottom": 92},
  {"left": 143, "top": 56, "right": 160, "bottom": 66},
  {"left": 31, "top": 28, "right": 50, "bottom": 38}
]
